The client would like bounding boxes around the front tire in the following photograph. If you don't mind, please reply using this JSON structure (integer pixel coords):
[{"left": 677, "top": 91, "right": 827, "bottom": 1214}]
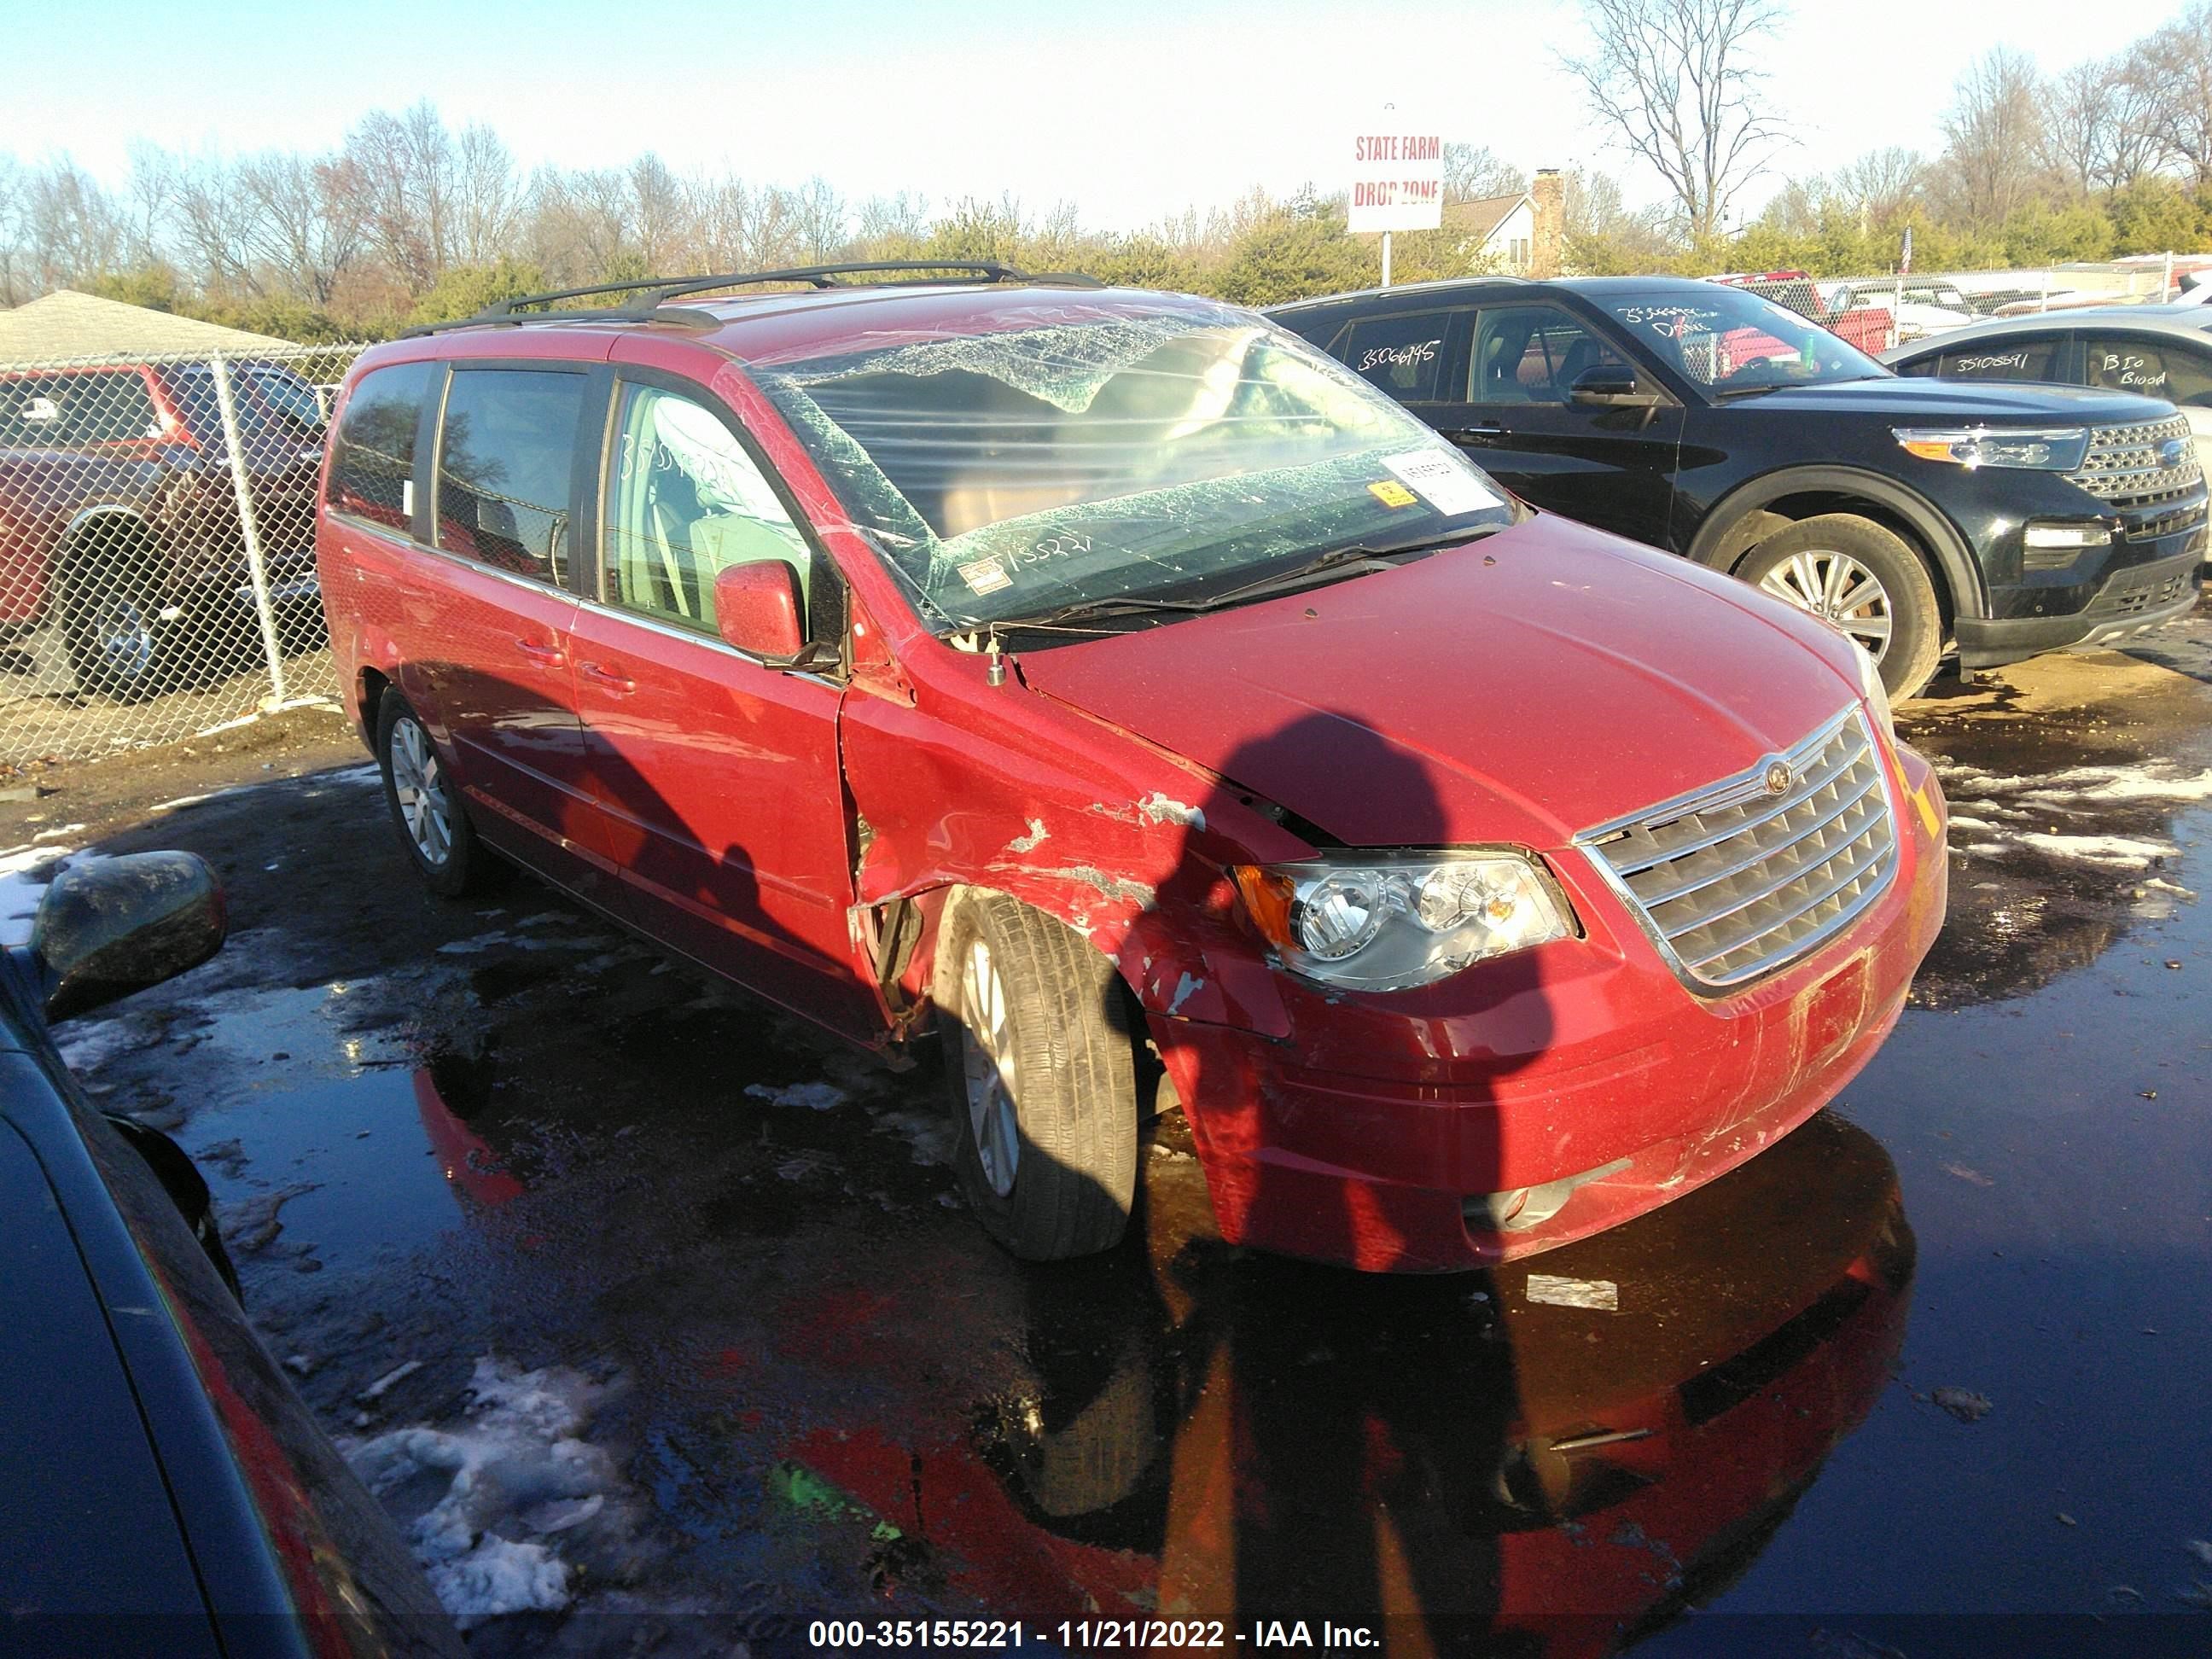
[
  {"left": 376, "top": 691, "right": 492, "bottom": 897},
  {"left": 59, "top": 554, "right": 166, "bottom": 703},
  {"left": 935, "top": 893, "right": 1138, "bottom": 1260},
  {"left": 1735, "top": 514, "right": 1942, "bottom": 701}
]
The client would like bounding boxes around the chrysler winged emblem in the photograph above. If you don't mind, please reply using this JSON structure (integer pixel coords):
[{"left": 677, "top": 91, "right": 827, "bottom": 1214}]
[{"left": 1763, "top": 760, "right": 1794, "bottom": 795}]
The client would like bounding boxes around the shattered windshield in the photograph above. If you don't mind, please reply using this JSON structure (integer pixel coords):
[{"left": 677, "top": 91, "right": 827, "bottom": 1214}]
[
  {"left": 751, "top": 301, "right": 1514, "bottom": 628},
  {"left": 1596, "top": 287, "right": 1887, "bottom": 393}
]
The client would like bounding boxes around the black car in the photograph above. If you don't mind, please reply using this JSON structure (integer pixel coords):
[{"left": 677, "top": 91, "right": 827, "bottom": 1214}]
[
  {"left": 1269, "top": 276, "right": 2209, "bottom": 697},
  {"left": 1, "top": 853, "right": 456, "bottom": 1657}
]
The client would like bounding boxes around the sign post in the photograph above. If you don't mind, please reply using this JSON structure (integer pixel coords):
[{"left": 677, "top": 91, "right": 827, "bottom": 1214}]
[{"left": 1348, "top": 108, "right": 1443, "bottom": 288}]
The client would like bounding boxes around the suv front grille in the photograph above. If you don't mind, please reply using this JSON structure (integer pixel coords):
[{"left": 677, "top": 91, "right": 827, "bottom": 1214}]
[
  {"left": 2069, "top": 415, "right": 2205, "bottom": 512},
  {"left": 1578, "top": 708, "right": 1898, "bottom": 989}
]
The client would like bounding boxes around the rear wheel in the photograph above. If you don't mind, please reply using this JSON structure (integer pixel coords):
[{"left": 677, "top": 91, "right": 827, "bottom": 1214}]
[
  {"left": 1735, "top": 514, "right": 1942, "bottom": 700},
  {"left": 58, "top": 550, "right": 166, "bottom": 703},
  {"left": 376, "top": 691, "right": 492, "bottom": 897},
  {"left": 936, "top": 893, "right": 1138, "bottom": 1260}
]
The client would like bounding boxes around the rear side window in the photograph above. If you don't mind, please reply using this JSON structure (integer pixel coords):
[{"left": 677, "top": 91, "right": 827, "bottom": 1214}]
[
  {"left": 434, "top": 370, "right": 585, "bottom": 585},
  {"left": 1336, "top": 312, "right": 1458, "bottom": 402},
  {"left": 329, "top": 361, "right": 434, "bottom": 533},
  {"left": 1936, "top": 339, "right": 2065, "bottom": 382},
  {"left": 2084, "top": 336, "right": 2212, "bottom": 407},
  {"left": 0, "top": 369, "right": 161, "bottom": 447}
]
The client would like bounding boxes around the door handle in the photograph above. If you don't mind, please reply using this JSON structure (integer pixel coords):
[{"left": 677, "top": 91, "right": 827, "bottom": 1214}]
[
  {"left": 579, "top": 661, "right": 637, "bottom": 694},
  {"left": 515, "top": 637, "right": 566, "bottom": 666},
  {"left": 1441, "top": 424, "right": 1508, "bottom": 443}
]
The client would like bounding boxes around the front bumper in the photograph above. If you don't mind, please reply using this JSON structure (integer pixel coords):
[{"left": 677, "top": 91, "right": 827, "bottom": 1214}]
[
  {"left": 1155, "top": 744, "right": 1949, "bottom": 1272},
  {"left": 1959, "top": 548, "right": 2203, "bottom": 668}
]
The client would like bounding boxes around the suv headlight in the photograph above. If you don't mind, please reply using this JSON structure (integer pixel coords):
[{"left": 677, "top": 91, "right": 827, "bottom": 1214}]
[
  {"left": 1230, "top": 853, "right": 1572, "bottom": 992},
  {"left": 1893, "top": 426, "right": 2088, "bottom": 471},
  {"left": 1849, "top": 638, "right": 1895, "bottom": 742}
]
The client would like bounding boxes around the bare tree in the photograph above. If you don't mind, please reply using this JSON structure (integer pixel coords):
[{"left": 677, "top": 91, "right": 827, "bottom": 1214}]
[
  {"left": 855, "top": 190, "right": 931, "bottom": 247},
  {"left": 1559, "top": 0, "right": 1788, "bottom": 239},
  {"left": 2143, "top": 2, "right": 2212, "bottom": 187},
  {"left": 1939, "top": 47, "right": 2049, "bottom": 226},
  {"left": 238, "top": 151, "right": 364, "bottom": 304},
  {"left": 340, "top": 102, "right": 459, "bottom": 293},
  {"left": 1833, "top": 147, "right": 1927, "bottom": 224},
  {"left": 1442, "top": 144, "right": 1525, "bottom": 205},
  {"left": 451, "top": 125, "right": 522, "bottom": 266},
  {"left": 789, "top": 176, "right": 848, "bottom": 262},
  {"left": 24, "top": 158, "right": 126, "bottom": 289}
]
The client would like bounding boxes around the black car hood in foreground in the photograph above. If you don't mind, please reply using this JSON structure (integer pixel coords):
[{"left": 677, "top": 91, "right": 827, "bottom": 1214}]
[
  {"left": 0, "top": 1095, "right": 218, "bottom": 1644},
  {"left": 1729, "top": 375, "right": 2174, "bottom": 426}
]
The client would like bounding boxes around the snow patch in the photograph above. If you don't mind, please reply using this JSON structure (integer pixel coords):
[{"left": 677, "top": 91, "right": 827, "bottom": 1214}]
[
  {"left": 2008, "top": 832, "right": 2177, "bottom": 870},
  {"left": 744, "top": 1080, "right": 847, "bottom": 1111},
  {"left": 343, "top": 1357, "right": 634, "bottom": 1627}
]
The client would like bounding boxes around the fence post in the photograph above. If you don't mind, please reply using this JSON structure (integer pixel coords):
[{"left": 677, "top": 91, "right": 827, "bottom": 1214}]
[
  {"left": 2164, "top": 249, "right": 2175, "bottom": 300},
  {"left": 208, "top": 352, "right": 288, "bottom": 707}
]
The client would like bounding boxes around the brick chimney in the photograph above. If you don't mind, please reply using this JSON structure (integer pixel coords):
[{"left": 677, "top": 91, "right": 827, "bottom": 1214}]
[{"left": 1531, "top": 168, "right": 1565, "bottom": 278}]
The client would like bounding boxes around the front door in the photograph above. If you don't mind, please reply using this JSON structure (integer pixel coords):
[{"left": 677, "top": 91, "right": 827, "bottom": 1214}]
[
  {"left": 568, "top": 370, "right": 874, "bottom": 1035},
  {"left": 1429, "top": 301, "right": 1683, "bottom": 545}
]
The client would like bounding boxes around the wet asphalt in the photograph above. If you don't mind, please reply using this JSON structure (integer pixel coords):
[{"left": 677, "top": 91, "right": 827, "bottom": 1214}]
[{"left": 38, "top": 617, "right": 2212, "bottom": 1656}]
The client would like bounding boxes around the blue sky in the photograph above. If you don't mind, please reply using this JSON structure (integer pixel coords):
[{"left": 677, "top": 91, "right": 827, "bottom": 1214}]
[{"left": 7, "top": 0, "right": 2153, "bottom": 228}]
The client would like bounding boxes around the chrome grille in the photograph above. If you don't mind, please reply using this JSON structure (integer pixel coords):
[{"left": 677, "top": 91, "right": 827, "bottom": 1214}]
[
  {"left": 1578, "top": 708, "right": 1898, "bottom": 989},
  {"left": 2069, "top": 415, "right": 2204, "bottom": 510}
]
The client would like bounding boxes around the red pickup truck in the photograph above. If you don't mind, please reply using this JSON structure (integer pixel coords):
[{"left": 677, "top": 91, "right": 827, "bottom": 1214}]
[{"left": 0, "top": 359, "right": 327, "bottom": 700}]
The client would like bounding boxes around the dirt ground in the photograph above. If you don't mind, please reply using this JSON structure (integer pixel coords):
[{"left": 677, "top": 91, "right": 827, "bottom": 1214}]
[{"left": 10, "top": 623, "right": 2212, "bottom": 1654}]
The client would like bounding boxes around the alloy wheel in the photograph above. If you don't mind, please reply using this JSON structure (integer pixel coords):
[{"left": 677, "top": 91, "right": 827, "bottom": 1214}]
[
  {"left": 388, "top": 715, "right": 453, "bottom": 868},
  {"left": 1757, "top": 549, "right": 1894, "bottom": 661},
  {"left": 958, "top": 937, "right": 1021, "bottom": 1197},
  {"left": 95, "top": 597, "right": 155, "bottom": 684}
]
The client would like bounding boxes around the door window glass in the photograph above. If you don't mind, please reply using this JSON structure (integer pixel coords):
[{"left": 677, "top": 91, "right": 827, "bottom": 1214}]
[
  {"left": 434, "top": 370, "right": 584, "bottom": 585},
  {"left": 2083, "top": 337, "right": 2212, "bottom": 407},
  {"left": 1470, "top": 306, "right": 1626, "bottom": 405},
  {"left": 1935, "top": 338, "right": 2065, "bottom": 381},
  {"left": 328, "top": 360, "right": 434, "bottom": 533},
  {"left": 602, "top": 384, "right": 812, "bottom": 633},
  {"left": 0, "top": 369, "right": 161, "bottom": 447},
  {"left": 1336, "top": 313, "right": 1457, "bottom": 402}
]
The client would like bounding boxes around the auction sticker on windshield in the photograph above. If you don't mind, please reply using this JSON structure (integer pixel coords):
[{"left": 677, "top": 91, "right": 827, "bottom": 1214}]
[{"left": 1382, "top": 449, "right": 1500, "bottom": 516}]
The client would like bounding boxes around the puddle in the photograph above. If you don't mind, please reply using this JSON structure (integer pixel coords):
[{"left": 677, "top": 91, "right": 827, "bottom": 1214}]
[{"left": 169, "top": 981, "right": 477, "bottom": 1268}]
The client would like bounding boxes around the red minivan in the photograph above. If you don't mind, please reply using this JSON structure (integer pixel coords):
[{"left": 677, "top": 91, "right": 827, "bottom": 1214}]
[{"left": 316, "top": 264, "right": 1948, "bottom": 1272}]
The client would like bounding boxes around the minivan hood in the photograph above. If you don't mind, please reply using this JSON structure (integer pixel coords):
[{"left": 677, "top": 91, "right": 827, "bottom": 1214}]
[
  {"left": 1015, "top": 516, "right": 1865, "bottom": 850},
  {"left": 1732, "top": 376, "right": 2174, "bottom": 425}
]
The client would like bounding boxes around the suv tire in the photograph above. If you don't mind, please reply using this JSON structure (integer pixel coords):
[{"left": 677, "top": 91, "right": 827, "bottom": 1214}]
[
  {"left": 1736, "top": 515, "right": 1943, "bottom": 700},
  {"left": 935, "top": 892, "right": 1138, "bottom": 1260},
  {"left": 376, "top": 691, "right": 494, "bottom": 897},
  {"left": 59, "top": 552, "right": 166, "bottom": 703}
]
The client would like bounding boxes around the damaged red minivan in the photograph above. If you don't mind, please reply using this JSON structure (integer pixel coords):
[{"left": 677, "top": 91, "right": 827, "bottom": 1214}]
[{"left": 317, "top": 264, "right": 1947, "bottom": 1272}]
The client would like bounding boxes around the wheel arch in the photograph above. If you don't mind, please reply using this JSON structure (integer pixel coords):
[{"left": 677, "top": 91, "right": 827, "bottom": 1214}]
[
  {"left": 56, "top": 505, "right": 163, "bottom": 573},
  {"left": 1686, "top": 468, "right": 1985, "bottom": 623}
]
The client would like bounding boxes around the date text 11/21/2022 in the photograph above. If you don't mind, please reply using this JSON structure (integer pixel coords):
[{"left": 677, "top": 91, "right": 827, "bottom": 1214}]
[{"left": 807, "top": 1621, "right": 1382, "bottom": 1650}]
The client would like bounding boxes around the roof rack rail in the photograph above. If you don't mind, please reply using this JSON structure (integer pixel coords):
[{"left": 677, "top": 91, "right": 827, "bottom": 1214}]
[{"left": 402, "top": 261, "right": 1106, "bottom": 337}]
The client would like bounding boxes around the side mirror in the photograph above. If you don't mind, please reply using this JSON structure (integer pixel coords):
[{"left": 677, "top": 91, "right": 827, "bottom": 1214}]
[
  {"left": 1569, "top": 364, "right": 1661, "bottom": 408},
  {"left": 32, "top": 852, "right": 226, "bottom": 1022},
  {"left": 713, "top": 562, "right": 806, "bottom": 660}
]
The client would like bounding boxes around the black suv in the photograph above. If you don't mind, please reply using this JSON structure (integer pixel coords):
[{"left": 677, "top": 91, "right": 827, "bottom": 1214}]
[{"left": 1269, "top": 276, "right": 2209, "bottom": 696}]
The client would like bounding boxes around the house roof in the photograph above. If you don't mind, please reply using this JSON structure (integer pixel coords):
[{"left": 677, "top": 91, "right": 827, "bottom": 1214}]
[
  {"left": 1442, "top": 191, "right": 1532, "bottom": 243},
  {"left": 0, "top": 289, "right": 295, "bottom": 364}
]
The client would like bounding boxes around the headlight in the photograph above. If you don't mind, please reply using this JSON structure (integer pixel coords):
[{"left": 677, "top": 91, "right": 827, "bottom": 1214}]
[
  {"left": 1849, "top": 636, "right": 1895, "bottom": 742},
  {"left": 1893, "top": 426, "right": 2088, "bottom": 471},
  {"left": 1230, "top": 852, "right": 1572, "bottom": 992}
]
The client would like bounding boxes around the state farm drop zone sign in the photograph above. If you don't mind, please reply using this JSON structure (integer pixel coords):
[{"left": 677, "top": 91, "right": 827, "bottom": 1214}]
[{"left": 1348, "top": 131, "right": 1444, "bottom": 233}]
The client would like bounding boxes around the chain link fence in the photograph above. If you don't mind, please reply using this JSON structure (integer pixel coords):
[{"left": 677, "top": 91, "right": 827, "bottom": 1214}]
[
  {"left": 0, "top": 341, "right": 371, "bottom": 765},
  {"left": 1719, "top": 257, "right": 2197, "bottom": 352}
]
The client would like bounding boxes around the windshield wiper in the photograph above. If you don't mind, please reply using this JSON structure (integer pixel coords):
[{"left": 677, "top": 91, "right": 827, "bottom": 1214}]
[{"left": 990, "top": 525, "right": 1509, "bottom": 632}]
